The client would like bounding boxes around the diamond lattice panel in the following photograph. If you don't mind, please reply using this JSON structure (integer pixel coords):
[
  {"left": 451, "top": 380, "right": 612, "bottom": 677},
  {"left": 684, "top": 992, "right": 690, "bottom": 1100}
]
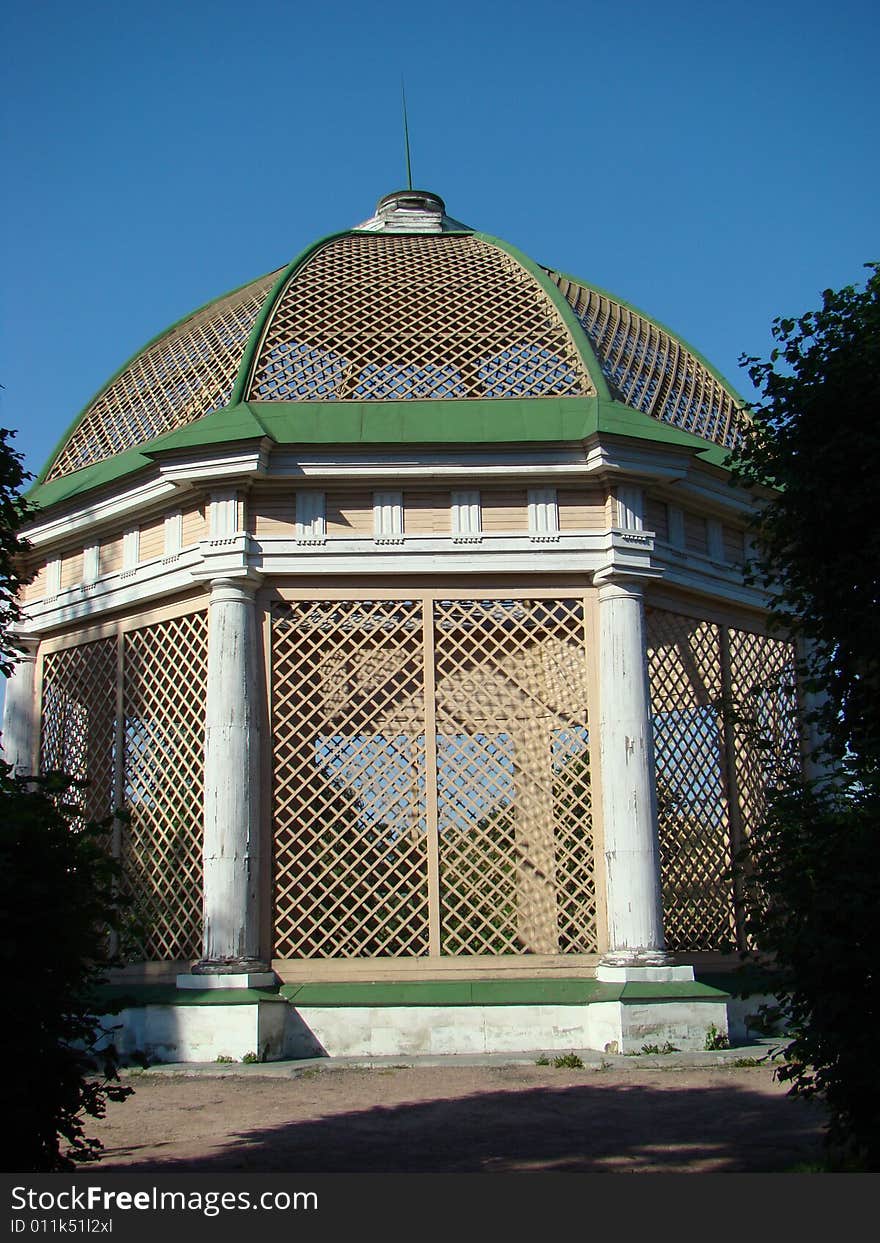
[
  {"left": 249, "top": 235, "right": 594, "bottom": 402},
  {"left": 548, "top": 273, "right": 744, "bottom": 450},
  {"left": 47, "top": 272, "right": 278, "bottom": 481},
  {"left": 646, "top": 609, "right": 736, "bottom": 951},
  {"left": 40, "top": 638, "right": 117, "bottom": 829},
  {"left": 121, "top": 613, "right": 207, "bottom": 961},
  {"left": 272, "top": 600, "right": 430, "bottom": 959},
  {"left": 727, "top": 627, "right": 800, "bottom": 838},
  {"left": 433, "top": 599, "right": 595, "bottom": 956}
]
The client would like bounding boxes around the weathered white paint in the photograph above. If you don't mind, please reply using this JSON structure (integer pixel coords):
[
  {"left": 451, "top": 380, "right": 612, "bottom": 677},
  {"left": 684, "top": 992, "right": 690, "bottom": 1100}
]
[
  {"left": 596, "top": 576, "right": 668, "bottom": 966},
  {"left": 707, "top": 517, "right": 725, "bottom": 562},
  {"left": 164, "top": 510, "right": 183, "bottom": 556},
  {"left": 46, "top": 557, "right": 61, "bottom": 597},
  {"left": 104, "top": 1001, "right": 287, "bottom": 1064},
  {"left": 295, "top": 490, "right": 326, "bottom": 544},
  {"left": 451, "top": 489, "right": 481, "bottom": 542},
  {"left": 201, "top": 575, "right": 264, "bottom": 968},
  {"left": 1, "top": 637, "right": 38, "bottom": 775},
  {"left": 97, "top": 992, "right": 736, "bottom": 1063},
  {"left": 527, "top": 487, "right": 559, "bottom": 541},
  {"left": 122, "top": 527, "right": 140, "bottom": 571},
  {"left": 353, "top": 190, "right": 470, "bottom": 235},
  {"left": 284, "top": 999, "right": 730, "bottom": 1059},
  {"left": 596, "top": 964, "right": 694, "bottom": 983},
  {"left": 82, "top": 542, "right": 100, "bottom": 584},
  {"left": 176, "top": 972, "right": 276, "bottom": 990},
  {"left": 373, "top": 490, "right": 404, "bottom": 542},
  {"left": 209, "top": 491, "right": 238, "bottom": 539},
  {"left": 615, "top": 485, "right": 644, "bottom": 532},
  {"left": 667, "top": 504, "right": 686, "bottom": 550}
]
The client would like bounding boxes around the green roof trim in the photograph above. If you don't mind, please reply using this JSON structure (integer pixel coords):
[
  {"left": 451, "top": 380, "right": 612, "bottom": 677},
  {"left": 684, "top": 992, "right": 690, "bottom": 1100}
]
[
  {"left": 246, "top": 395, "right": 599, "bottom": 444},
  {"left": 597, "top": 399, "right": 732, "bottom": 468},
  {"left": 28, "top": 445, "right": 158, "bottom": 508},
  {"left": 34, "top": 268, "right": 280, "bottom": 489},
  {"left": 26, "top": 391, "right": 730, "bottom": 509},
  {"left": 550, "top": 264, "right": 749, "bottom": 409},
  {"left": 472, "top": 232, "right": 613, "bottom": 402},
  {"left": 144, "top": 402, "right": 272, "bottom": 452}
]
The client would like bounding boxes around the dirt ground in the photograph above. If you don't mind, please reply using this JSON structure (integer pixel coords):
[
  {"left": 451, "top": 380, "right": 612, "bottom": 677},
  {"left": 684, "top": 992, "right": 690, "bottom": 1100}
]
[{"left": 90, "top": 1062, "right": 827, "bottom": 1173}]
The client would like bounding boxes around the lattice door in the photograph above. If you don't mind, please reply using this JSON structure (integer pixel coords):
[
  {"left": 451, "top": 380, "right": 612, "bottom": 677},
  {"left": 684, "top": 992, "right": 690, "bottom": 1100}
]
[{"left": 271, "top": 594, "right": 595, "bottom": 961}]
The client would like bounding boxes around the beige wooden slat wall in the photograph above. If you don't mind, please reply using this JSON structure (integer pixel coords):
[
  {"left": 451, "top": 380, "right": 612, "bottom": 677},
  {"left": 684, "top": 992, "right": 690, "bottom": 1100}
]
[
  {"left": 250, "top": 487, "right": 297, "bottom": 537},
  {"left": 557, "top": 487, "right": 605, "bottom": 532},
  {"left": 138, "top": 514, "right": 166, "bottom": 562},
  {"left": 480, "top": 490, "right": 527, "bottom": 533},
  {"left": 99, "top": 534, "right": 124, "bottom": 576},
  {"left": 325, "top": 490, "right": 373, "bottom": 536},
  {"left": 403, "top": 490, "right": 449, "bottom": 535}
]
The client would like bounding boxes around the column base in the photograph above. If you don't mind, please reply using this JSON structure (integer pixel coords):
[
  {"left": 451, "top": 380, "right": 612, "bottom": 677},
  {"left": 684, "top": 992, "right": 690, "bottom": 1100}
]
[
  {"left": 178, "top": 957, "right": 276, "bottom": 990},
  {"left": 177, "top": 973, "right": 277, "bottom": 990},
  {"left": 597, "top": 950, "right": 694, "bottom": 984}
]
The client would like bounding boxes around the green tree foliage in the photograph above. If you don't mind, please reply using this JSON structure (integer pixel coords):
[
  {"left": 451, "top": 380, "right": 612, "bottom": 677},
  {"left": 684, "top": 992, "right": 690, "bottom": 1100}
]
[
  {"left": 731, "top": 263, "right": 880, "bottom": 1168},
  {"left": 0, "top": 768, "right": 132, "bottom": 1170},
  {"left": 0, "top": 426, "right": 131, "bottom": 1170},
  {"left": 733, "top": 263, "right": 880, "bottom": 780},
  {"left": 0, "top": 426, "right": 34, "bottom": 675}
]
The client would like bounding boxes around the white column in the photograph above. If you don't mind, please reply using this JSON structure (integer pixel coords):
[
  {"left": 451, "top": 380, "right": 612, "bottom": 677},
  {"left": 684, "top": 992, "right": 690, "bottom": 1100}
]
[
  {"left": 1, "top": 637, "right": 39, "bottom": 776},
  {"left": 796, "top": 637, "right": 835, "bottom": 792},
  {"left": 596, "top": 577, "right": 691, "bottom": 981},
  {"left": 191, "top": 574, "right": 268, "bottom": 980}
]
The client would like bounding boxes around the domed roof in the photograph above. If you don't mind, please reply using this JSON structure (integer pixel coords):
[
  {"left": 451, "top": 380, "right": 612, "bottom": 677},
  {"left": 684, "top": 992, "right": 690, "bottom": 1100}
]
[{"left": 37, "top": 191, "right": 744, "bottom": 498}]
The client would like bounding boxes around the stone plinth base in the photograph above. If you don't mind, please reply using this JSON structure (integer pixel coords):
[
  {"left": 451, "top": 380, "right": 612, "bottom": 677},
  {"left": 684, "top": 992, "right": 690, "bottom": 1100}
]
[
  {"left": 176, "top": 972, "right": 277, "bottom": 990},
  {"left": 596, "top": 964, "right": 696, "bottom": 984},
  {"left": 99, "top": 978, "right": 735, "bottom": 1064},
  {"left": 103, "top": 998, "right": 287, "bottom": 1064},
  {"left": 285, "top": 996, "right": 728, "bottom": 1059}
]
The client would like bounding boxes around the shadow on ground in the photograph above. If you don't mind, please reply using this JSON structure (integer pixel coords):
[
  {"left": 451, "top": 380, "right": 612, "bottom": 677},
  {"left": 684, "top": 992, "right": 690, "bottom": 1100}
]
[{"left": 97, "top": 1076, "right": 826, "bottom": 1173}]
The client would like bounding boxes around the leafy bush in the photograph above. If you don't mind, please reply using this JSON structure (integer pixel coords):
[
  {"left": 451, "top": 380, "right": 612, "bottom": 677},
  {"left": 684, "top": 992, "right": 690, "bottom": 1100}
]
[
  {"left": 741, "top": 784, "right": 879, "bottom": 1167},
  {"left": 0, "top": 764, "right": 132, "bottom": 1170},
  {"left": 732, "top": 264, "right": 880, "bottom": 1169}
]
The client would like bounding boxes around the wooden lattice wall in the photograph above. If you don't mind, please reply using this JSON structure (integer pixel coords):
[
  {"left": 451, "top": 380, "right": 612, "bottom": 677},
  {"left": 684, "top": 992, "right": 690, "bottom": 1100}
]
[
  {"left": 646, "top": 608, "right": 800, "bottom": 952},
  {"left": 270, "top": 593, "right": 596, "bottom": 961},
  {"left": 39, "top": 609, "right": 208, "bottom": 961}
]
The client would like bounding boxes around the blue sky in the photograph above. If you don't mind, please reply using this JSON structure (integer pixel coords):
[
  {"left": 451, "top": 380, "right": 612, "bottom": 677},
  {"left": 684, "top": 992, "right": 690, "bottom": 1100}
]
[{"left": 1, "top": 0, "right": 878, "bottom": 480}]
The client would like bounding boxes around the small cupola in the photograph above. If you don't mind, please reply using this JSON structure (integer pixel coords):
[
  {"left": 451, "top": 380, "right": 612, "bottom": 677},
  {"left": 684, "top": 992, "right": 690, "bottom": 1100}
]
[{"left": 354, "top": 188, "right": 471, "bottom": 234}]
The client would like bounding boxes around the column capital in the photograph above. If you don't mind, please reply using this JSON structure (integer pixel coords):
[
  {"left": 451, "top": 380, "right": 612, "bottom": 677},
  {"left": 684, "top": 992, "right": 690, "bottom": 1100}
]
[
  {"left": 7, "top": 633, "right": 40, "bottom": 663},
  {"left": 206, "top": 571, "right": 263, "bottom": 604},
  {"left": 594, "top": 569, "right": 649, "bottom": 600}
]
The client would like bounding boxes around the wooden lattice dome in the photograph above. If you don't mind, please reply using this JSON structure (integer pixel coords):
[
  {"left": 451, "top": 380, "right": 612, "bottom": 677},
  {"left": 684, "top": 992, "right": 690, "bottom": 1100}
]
[{"left": 36, "top": 190, "right": 745, "bottom": 502}]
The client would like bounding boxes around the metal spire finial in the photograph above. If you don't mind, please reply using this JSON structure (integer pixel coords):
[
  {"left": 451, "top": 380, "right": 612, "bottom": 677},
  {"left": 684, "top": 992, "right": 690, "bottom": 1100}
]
[{"left": 401, "top": 78, "right": 413, "bottom": 191}]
